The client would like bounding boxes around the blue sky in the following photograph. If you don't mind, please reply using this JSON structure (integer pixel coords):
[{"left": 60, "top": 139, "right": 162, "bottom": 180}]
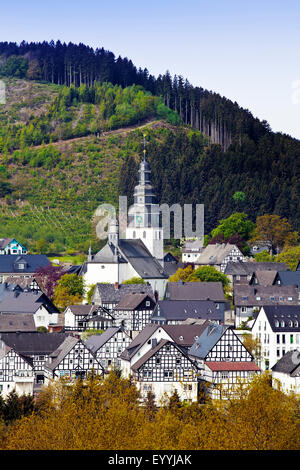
[{"left": 1, "top": 0, "right": 299, "bottom": 139}]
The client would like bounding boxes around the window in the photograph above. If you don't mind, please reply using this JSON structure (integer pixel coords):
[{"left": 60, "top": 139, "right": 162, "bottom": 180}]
[
  {"left": 146, "top": 301, "right": 150, "bottom": 307},
  {"left": 290, "top": 335, "right": 294, "bottom": 344},
  {"left": 281, "top": 321, "right": 285, "bottom": 327},
  {"left": 288, "top": 297, "right": 293, "bottom": 301},
  {"left": 256, "top": 296, "right": 261, "bottom": 301},
  {"left": 221, "top": 372, "right": 229, "bottom": 379},
  {"left": 275, "top": 320, "right": 279, "bottom": 327},
  {"left": 164, "top": 371, "right": 173, "bottom": 378},
  {"left": 282, "top": 335, "right": 285, "bottom": 344},
  {"left": 277, "top": 334, "right": 280, "bottom": 344}
]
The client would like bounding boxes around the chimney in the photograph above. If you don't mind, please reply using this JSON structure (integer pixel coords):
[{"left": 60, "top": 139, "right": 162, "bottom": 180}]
[
  {"left": 114, "top": 282, "right": 119, "bottom": 290},
  {"left": 151, "top": 338, "right": 157, "bottom": 349}
]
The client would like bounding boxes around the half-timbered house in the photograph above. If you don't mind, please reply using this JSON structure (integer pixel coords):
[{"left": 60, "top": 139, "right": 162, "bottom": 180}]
[
  {"left": 194, "top": 243, "right": 246, "bottom": 273},
  {"left": 0, "top": 332, "right": 70, "bottom": 391},
  {"left": 44, "top": 336, "right": 104, "bottom": 383},
  {"left": 91, "top": 282, "right": 155, "bottom": 311},
  {"left": 84, "top": 327, "right": 132, "bottom": 371},
  {"left": 131, "top": 339, "right": 200, "bottom": 404},
  {"left": 0, "top": 338, "right": 34, "bottom": 397},
  {"left": 113, "top": 293, "right": 156, "bottom": 334},
  {"left": 189, "top": 323, "right": 260, "bottom": 399}
]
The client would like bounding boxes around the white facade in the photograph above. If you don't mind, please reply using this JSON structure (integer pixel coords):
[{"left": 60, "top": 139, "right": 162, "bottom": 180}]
[
  {"left": 0, "top": 345, "right": 34, "bottom": 398},
  {"left": 272, "top": 370, "right": 300, "bottom": 395},
  {"left": 33, "top": 305, "right": 59, "bottom": 329},
  {"left": 251, "top": 307, "right": 300, "bottom": 371}
]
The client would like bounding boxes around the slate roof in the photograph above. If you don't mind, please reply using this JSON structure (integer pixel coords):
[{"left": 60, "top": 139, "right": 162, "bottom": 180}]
[
  {"left": 0, "top": 238, "right": 13, "bottom": 249},
  {"left": 120, "top": 323, "right": 159, "bottom": 361},
  {"left": 251, "top": 270, "right": 278, "bottom": 286},
  {"left": 0, "top": 255, "right": 50, "bottom": 273},
  {"left": 114, "top": 293, "right": 155, "bottom": 311},
  {"left": 93, "top": 282, "right": 155, "bottom": 304},
  {"left": 131, "top": 339, "right": 170, "bottom": 371},
  {"left": 224, "top": 260, "right": 288, "bottom": 276},
  {"left": 271, "top": 350, "right": 300, "bottom": 375},
  {"left": 0, "top": 332, "right": 70, "bottom": 355},
  {"left": 275, "top": 271, "right": 300, "bottom": 290},
  {"left": 189, "top": 323, "right": 228, "bottom": 359},
  {"left": 162, "top": 323, "right": 209, "bottom": 347},
  {"left": 234, "top": 285, "right": 300, "bottom": 307},
  {"left": 0, "top": 314, "right": 36, "bottom": 332},
  {"left": 0, "top": 291, "right": 59, "bottom": 314},
  {"left": 82, "top": 239, "right": 168, "bottom": 280},
  {"left": 194, "top": 243, "right": 241, "bottom": 265},
  {"left": 44, "top": 336, "right": 79, "bottom": 371},
  {"left": 182, "top": 239, "right": 204, "bottom": 253},
  {"left": 165, "top": 282, "right": 225, "bottom": 302},
  {"left": 84, "top": 327, "right": 122, "bottom": 353},
  {"left": 66, "top": 304, "right": 98, "bottom": 316},
  {"left": 0, "top": 282, "right": 21, "bottom": 302},
  {"left": 4, "top": 276, "right": 40, "bottom": 290},
  {"left": 205, "top": 361, "right": 260, "bottom": 371},
  {"left": 151, "top": 300, "right": 222, "bottom": 323},
  {"left": 258, "top": 305, "right": 300, "bottom": 332},
  {"left": 118, "top": 239, "right": 168, "bottom": 279}
]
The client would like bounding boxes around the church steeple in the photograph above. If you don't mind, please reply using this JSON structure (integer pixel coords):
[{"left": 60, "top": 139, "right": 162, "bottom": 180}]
[{"left": 126, "top": 135, "right": 164, "bottom": 263}]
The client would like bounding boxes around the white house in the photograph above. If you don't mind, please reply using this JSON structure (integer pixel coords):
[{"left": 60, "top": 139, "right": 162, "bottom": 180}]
[
  {"left": 181, "top": 238, "right": 204, "bottom": 263},
  {"left": 194, "top": 243, "right": 246, "bottom": 273},
  {"left": 251, "top": 305, "right": 300, "bottom": 371},
  {"left": 120, "top": 323, "right": 210, "bottom": 404},
  {"left": 271, "top": 350, "right": 300, "bottom": 395},
  {"left": 44, "top": 336, "right": 104, "bottom": 384},
  {"left": 0, "top": 238, "right": 27, "bottom": 255},
  {"left": 84, "top": 327, "right": 132, "bottom": 371},
  {"left": 189, "top": 323, "right": 260, "bottom": 399},
  {"left": 0, "top": 338, "right": 34, "bottom": 398}
]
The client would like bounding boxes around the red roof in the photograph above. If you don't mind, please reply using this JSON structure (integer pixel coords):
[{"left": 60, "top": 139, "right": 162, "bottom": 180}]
[{"left": 205, "top": 361, "right": 261, "bottom": 372}]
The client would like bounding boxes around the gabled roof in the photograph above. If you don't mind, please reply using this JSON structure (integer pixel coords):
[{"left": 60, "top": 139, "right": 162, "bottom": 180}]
[
  {"left": 258, "top": 305, "right": 300, "bottom": 332},
  {"left": 275, "top": 271, "right": 300, "bottom": 290},
  {"left": 182, "top": 239, "right": 204, "bottom": 253},
  {"left": 0, "top": 238, "right": 14, "bottom": 249},
  {"left": 114, "top": 293, "right": 155, "bottom": 311},
  {"left": 93, "top": 283, "right": 155, "bottom": 304},
  {"left": 0, "top": 332, "right": 70, "bottom": 355},
  {"left": 271, "top": 350, "right": 300, "bottom": 375},
  {"left": 234, "top": 285, "right": 300, "bottom": 306},
  {"left": 162, "top": 323, "right": 209, "bottom": 347},
  {"left": 131, "top": 339, "right": 170, "bottom": 371},
  {"left": 0, "top": 314, "right": 36, "bottom": 332},
  {"left": 0, "top": 291, "right": 59, "bottom": 314},
  {"left": 251, "top": 270, "right": 278, "bottom": 286},
  {"left": 118, "top": 239, "right": 168, "bottom": 279},
  {"left": 165, "top": 282, "right": 225, "bottom": 302},
  {"left": 189, "top": 323, "right": 228, "bottom": 359},
  {"left": 65, "top": 304, "right": 98, "bottom": 316},
  {"left": 44, "top": 335, "right": 79, "bottom": 371},
  {"left": 151, "top": 300, "right": 222, "bottom": 322},
  {"left": 224, "top": 260, "right": 288, "bottom": 276},
  {"left": 85, "top": 327, "right": 125, "bottom": 352},
  {"left": 194, "top": 243, "right": 241, "bottom": 265},
  {"left": 120, "top": 323, "right": 159, "bottom": 361},
  {"left": 0, "top": 254, "right": 50, "bottom": 273}
]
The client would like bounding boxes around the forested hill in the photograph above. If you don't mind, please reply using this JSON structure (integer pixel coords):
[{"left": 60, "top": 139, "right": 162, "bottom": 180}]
[
  {"left": 0, "top": 40, "right": 295, "bottom": 151},
  {"left": 0, "top": 41, "right": 300, "bottom": 255}
]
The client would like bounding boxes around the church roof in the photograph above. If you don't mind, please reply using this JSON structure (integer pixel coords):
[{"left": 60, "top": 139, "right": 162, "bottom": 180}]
[{"left": 118, "top": 239, "right": 168, "bottom": 279}]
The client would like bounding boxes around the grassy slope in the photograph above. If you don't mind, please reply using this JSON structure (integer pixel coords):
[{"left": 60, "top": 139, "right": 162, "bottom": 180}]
[{"left": 0, "top": 78, "right": 186, "bottom": 254}]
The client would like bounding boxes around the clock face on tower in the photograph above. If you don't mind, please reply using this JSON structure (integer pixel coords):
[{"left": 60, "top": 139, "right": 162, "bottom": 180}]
[{"left": 136, "top": 214, "right": 143, "bottom": 226}]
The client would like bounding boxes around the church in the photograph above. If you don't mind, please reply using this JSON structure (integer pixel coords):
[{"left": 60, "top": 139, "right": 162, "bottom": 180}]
[{"left": 80, "top": 150, "right": 169, "bottom": 299}]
